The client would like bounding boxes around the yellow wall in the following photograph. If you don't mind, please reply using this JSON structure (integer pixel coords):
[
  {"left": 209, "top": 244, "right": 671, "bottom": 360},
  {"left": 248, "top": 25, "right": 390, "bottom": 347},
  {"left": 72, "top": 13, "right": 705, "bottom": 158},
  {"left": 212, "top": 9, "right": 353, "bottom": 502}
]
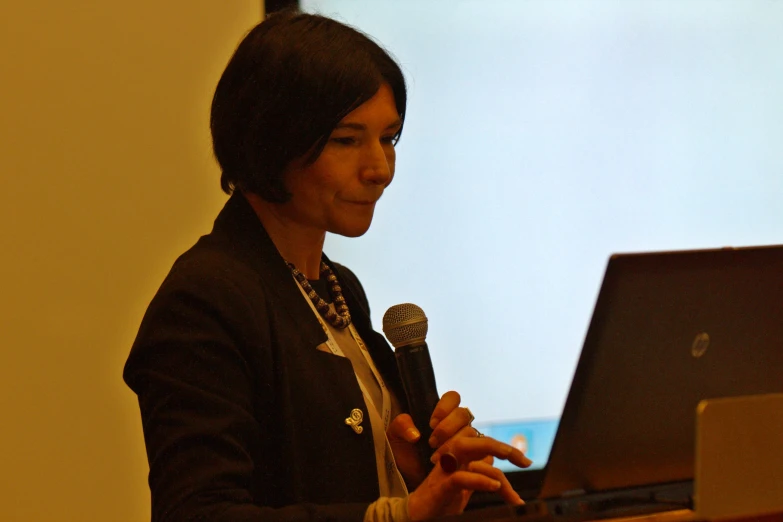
[{"left": 0, "top": 2, "right": 262, "bottom": 520}]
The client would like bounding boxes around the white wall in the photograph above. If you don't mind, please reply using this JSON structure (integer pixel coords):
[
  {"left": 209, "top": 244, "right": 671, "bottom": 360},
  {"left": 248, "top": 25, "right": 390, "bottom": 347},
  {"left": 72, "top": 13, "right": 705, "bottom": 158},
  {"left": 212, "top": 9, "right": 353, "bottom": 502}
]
[{"left": 0, "top": 2, "right": 261, "bottom": 520}]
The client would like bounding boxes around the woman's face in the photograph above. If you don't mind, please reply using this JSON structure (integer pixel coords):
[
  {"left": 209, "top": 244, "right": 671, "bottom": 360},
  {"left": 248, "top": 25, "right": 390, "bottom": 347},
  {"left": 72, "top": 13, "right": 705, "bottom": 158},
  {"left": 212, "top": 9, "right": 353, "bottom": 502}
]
[{"left": 280, "top": 83, "right": 401, "bottom": 238}]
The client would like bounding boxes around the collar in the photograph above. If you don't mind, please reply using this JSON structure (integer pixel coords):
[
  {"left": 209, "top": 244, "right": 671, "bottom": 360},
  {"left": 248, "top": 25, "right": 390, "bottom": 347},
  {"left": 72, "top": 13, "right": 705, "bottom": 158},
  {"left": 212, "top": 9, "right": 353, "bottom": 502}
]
[{"left": 208, "top": 192, "right": 372, "bottom": 347}]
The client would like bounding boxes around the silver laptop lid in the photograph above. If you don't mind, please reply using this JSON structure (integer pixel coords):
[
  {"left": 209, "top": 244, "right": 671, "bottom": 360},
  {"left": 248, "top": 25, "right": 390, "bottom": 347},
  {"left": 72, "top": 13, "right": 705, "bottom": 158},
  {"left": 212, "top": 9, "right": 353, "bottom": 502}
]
[{"left": 694, "top": 393, "right": 783, "bottom": 519}]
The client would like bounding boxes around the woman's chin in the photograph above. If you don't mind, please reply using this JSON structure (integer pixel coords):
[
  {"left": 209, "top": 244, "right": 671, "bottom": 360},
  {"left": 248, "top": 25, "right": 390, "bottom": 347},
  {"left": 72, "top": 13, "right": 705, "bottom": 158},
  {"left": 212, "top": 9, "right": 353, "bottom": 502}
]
[{"left": 331, "top": 220, "right": 374, "bottom": 238}]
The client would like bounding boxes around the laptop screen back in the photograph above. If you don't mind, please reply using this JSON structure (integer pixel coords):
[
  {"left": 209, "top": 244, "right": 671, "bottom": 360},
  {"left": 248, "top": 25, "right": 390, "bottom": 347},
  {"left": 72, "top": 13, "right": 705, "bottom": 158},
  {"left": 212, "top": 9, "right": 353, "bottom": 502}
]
[{"left": 539, "top": 245, "right": 783, "bottom": 498}]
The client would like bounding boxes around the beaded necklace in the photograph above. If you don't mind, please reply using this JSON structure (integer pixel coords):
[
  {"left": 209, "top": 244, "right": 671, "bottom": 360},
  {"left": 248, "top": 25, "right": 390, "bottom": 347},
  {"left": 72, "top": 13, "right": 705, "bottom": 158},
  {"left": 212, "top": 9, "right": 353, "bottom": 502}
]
[{"left": 288, "top": 261, "right": 352, "bottom": 329}]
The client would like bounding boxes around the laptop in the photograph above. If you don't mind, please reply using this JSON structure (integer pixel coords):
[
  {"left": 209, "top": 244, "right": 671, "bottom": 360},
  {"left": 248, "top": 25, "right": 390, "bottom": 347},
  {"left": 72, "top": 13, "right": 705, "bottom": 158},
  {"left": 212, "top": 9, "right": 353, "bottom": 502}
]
[
  {"left": 694, "top": 393, "right": 783, "bottom": 519},
  {"left": 463, "top": 244, "right": 783, "bottom": 520}
]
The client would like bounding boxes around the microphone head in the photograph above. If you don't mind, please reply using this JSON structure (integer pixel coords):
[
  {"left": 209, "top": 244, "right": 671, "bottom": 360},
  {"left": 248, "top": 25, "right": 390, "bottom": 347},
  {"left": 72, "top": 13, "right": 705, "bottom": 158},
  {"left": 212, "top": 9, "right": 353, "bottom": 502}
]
[{"left": 382, "top": 303, "right": 428, "bottom": 348}]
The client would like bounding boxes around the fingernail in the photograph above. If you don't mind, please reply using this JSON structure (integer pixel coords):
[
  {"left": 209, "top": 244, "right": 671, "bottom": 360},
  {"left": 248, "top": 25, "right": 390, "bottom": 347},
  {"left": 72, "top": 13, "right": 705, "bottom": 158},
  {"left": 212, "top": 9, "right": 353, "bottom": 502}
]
[
  {"left": 429, "top": 417, "right": 438, "bottom": 429},
  {"left": 428, "top": 435, "right": 438, "bottom": 448},
  {"left": 430, "top": 453, "right": 438, "bottom": 464},
  {"left": 521, "top": 455, "right": 533, "bottom": 467},
  {"left": 405, "top": 428, "right": 420, "bottom": 442},
  {"left": 440, "top": 452, "right": 458, "bottom": 473},
  {"left": 490, "top": 480, "right": 502, "bottom": 490}
]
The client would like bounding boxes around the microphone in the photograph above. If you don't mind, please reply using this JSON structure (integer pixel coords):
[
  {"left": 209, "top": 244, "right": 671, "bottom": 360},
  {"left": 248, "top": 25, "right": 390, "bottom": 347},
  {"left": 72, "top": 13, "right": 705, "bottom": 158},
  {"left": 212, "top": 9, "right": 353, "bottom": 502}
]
[{"left": 383, "top": 303, "right": 439, "bottom": 470}]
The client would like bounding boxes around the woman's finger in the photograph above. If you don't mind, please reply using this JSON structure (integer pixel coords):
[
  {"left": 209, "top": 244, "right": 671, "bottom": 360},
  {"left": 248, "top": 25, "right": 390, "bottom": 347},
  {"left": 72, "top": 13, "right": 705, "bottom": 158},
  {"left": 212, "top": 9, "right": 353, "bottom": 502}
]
[
  {"left": 432, "top": 436, "right": 533, "bottom": 469},
  {"left": 428, "top": 390, "right": 461, "bottom": 429},
  {"left": 442, "top": 469, "right": 503, "bottom": 494},
  {"left": 386, "top": 413, "right": 421, "bottom": 443},
  {"left": 432, "top": 426, "right": 489, "bottom": 472},
  {"left": 467, "top": 460, "right": 524, "bottom": 505},
  {"left": 429, "top": 416, "right": 479, "bottom": 449},
  {"left": 407, "top": 466, "right": 487, "bottom": 521},
  {"left": 429, "top": 406, "right": 476, "bottom": 448}
]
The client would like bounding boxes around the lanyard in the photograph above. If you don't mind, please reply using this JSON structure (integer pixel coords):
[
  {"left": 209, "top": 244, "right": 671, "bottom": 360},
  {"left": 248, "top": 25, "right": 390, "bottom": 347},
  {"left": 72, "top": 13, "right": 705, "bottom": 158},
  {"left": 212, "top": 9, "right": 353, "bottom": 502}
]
[{"left": 294, "top": 281, "right": 408, "bottom": 496}]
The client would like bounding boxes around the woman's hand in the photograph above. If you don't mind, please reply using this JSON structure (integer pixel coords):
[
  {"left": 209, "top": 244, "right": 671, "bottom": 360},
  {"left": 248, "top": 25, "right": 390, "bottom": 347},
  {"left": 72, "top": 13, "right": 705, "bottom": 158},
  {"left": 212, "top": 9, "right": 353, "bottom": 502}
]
[
  {"left": 388, "top": 390, "right": 533, "bottom": 520},
  {"left": 387, "top": 391, "right": 478, "bottom": 486},
  {"left": 407, "top": 435, "right": 533, "bottom": 521}
]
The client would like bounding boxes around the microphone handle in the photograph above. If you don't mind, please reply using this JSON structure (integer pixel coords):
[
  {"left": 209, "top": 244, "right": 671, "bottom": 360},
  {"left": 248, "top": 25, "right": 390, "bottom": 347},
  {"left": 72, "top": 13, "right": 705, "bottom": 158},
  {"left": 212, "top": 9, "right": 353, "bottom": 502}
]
[{"left": 395, "top": 341, "right": 440, "bottom": 472}]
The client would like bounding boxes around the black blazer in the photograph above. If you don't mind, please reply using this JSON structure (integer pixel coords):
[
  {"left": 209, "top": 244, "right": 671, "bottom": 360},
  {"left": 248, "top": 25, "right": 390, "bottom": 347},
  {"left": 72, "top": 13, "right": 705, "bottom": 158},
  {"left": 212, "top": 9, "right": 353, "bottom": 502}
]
[{"left": 124, "top": 193, "right": 407, "bottom": 522}]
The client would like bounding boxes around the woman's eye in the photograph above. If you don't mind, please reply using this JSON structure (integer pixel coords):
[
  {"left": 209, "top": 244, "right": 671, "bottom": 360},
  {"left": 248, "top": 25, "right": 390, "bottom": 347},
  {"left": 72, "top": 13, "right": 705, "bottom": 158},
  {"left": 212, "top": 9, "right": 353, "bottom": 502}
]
[
  {"left": 331, "top": 137, "right": 357, "bottom": 145},
  {"left": 381, "top": 135, "right": 397, "bottom": 146}
]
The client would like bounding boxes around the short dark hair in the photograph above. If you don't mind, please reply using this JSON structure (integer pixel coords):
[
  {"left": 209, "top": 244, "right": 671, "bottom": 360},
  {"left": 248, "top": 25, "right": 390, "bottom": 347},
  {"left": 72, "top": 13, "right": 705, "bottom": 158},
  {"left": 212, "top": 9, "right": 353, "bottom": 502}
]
[{"left": 210, "top": 11, "right": 407, "bottom": 202}]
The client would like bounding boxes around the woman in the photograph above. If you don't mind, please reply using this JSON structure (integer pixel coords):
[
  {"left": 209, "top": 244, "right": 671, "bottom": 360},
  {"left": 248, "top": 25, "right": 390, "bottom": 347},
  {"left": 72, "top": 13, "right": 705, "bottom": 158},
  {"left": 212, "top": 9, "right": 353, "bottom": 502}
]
[{"left": 123, "top": 10, "right": 531, "bottom": 522}]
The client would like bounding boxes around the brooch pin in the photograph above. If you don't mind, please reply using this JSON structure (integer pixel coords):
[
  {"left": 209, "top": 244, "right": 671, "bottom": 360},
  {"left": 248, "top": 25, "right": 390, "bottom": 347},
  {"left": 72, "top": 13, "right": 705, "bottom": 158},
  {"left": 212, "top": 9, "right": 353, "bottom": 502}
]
[{"left": 345, "top": 408, "right": 364, "bottom": 434}]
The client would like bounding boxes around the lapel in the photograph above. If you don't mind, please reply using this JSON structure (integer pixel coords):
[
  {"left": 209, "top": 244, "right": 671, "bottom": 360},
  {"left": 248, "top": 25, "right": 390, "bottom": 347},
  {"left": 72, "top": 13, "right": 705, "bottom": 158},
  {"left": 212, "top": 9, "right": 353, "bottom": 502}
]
[
  {"left": 209, "top": 193, "right": 328, "bottom": 349},
  {"left": 330, "top": 257, "right": 407, "bottom": 407},
  {"left": 207, "top": 192, "right": 405, "bottom": 406}
]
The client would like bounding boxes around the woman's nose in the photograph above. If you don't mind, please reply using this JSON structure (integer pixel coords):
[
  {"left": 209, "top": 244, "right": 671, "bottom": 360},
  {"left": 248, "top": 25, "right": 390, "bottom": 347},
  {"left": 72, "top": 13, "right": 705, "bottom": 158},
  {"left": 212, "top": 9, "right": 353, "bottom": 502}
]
[{"left": 360, "top": 142, "right": 394, "bottom": 185}]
